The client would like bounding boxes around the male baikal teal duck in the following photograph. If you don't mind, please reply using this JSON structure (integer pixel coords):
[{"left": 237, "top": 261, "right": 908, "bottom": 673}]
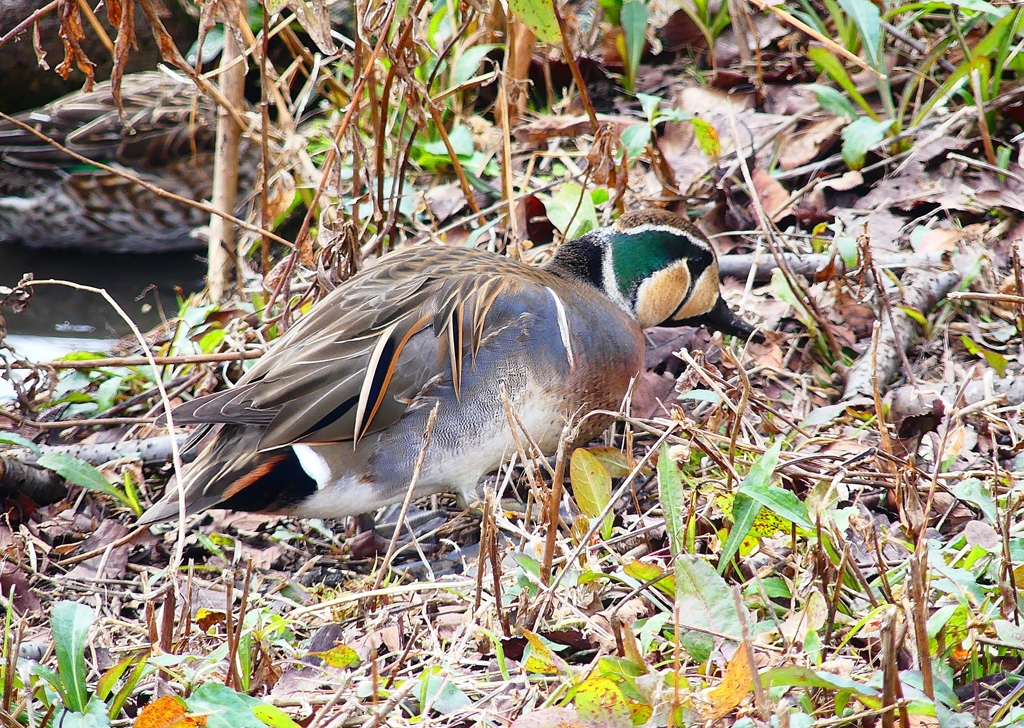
[
  {"left": 0, "top": 70, "right": 255, "bottom": 253},
  {"left": 139, "top": 209, "right": 759, "bottom": 524}
]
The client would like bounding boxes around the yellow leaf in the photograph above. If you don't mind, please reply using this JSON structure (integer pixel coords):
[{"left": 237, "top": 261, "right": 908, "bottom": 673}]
[
  {"left": 508, "top": 0, "right": 562, "bottom": 44},
  {"left": 570, "top": 449, "right": 613, "bottom": 539},
  {"left": 523, "top": 630, "right": 563, "bottom": 675},
  {"left": 574, "top": 677, "right": 633, "bottom": 728},
  {"left": 706, "top": 647, "right": 752, "bottom": 719}
]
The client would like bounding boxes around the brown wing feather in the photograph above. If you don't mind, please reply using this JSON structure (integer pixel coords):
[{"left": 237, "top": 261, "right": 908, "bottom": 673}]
[{"left": 169, "top": 246, "right": 531, "bottom": 452}]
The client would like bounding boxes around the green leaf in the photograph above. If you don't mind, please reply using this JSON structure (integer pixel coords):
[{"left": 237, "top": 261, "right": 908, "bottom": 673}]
[
  {"left": 804, "top": 83, "right": 859, "bottom": 120},
  {"left": 574, "top": 677, "right": 633, "bottom": 728},
  {"left": 841, "top": 117, "right": 894, "bottom": 170},
  {"left": 806, "top": 47, "right": 876, "bottom": 119},
  {"left": 718, "top": 491, "right": 760, "bottom": 574},
  {"left": 570, "top": 448, "right": 613, "bottom": 539},
  {"left": 512, "top": 552, "right": 542, "bottom": 580},
  {"left": 0, "top": 433, "right": 41, "bottom": 455},
  {"left": 960, "top": 335, "right": 1009, "bottom": 376},
  {"left": 57, "top": 700, "right": 110, "bottom": 728},
  {"left": 620, "top": 1, "right": 647, "bottom": 92},
  {"left": 800, "top": 403, "right": 848, "bottom": 427},
  {"left": 252, "top": 705, "right": 302, "bottom": 728},
  {"left": 620, "top": 123, "right": 652, "bottom": 159},
  {"left": 950, "top": 478, "right": 996, "bottom": 523},
  {"left": 622, "top": 560, "right": 675, "bottom": 598},
  {"left": 739, "top": 442, "right": 813, "bottom": 530},
  {"left": 658, "top": 444, "right": 686, "bottom": 559},
  {"left": 838, "top": 0, "right": 883, "bottom": 73},
  {"left": 187, "top": 682, "right": 266, "bottom": 728},
  {"left": 37, "top": 453, "right": 125, "bottom": 503},
  {"left": 541, "top": 183, "right": 599, "bottom": 240},
  {"left": 675, "top": 555, "right": 744, "bottom": 649},
  {"left": 835, "top": 234, "right": 859, "bottom": 267},
  {"left": 421, "top": 671, "right": 472, "bottom": 714},
  {"left": 636, "top": 92, "right": 662, "bottom": 122},
  {"left": 52, "top": 601, "right": 95, "bottom": 714},
  {"left": 96, "top": 653, "right": 135, "bottom": 701},
  {"left": 899, "top": 306, "right": 929, "bottom": 329},
  {"left": 453, "top": 44, "right": 499, "bottom": 86},
  {"left": 761, "top": 665, "right": 879, "bottom": 696},
  {"left": 508, "top": 0, "right": 562, "bottom": 44},
  {"left": 690, "top": 118, "right": 721, "bottom": 160},
  {"left": 198, "top": 328, "right": 228, "bottom": 354},
  {"left": 94, "top": 376, "right": 124, "bottom": 414}
]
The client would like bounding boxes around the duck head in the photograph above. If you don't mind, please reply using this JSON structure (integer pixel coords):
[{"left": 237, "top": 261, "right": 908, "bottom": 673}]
[{"left": 548, "top": 209, "right": 761, "bottom": 340}]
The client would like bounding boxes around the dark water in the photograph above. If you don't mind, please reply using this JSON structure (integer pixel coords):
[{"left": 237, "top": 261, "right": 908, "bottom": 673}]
[{"left": 0, "top": 242, "right": 207, "bottom": 338}]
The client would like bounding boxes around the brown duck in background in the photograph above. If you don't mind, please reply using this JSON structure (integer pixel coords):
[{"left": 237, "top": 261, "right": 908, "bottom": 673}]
[
  {"left": 140, "top": 209, "right": 760, "bottom": 525},
  {"left": 0, "top": 69, "right": 258, "bottom": 253}
]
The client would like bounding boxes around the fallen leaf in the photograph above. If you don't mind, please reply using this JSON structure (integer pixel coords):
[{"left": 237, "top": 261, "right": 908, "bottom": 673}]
[
  {"left": 134, "top": 696, "right": 206, "bottom": 728},
  {"left": 705, "top": 647, "right": 752, "bottom": 719}
]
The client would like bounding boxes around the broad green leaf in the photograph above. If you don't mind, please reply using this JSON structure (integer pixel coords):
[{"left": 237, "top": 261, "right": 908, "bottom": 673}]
[
  {"left": 56, "top": 700, "right": 110, "bottom": 728},
  {"left": 587, "top": 447, "right": 633, "bottom": 478},
  {"left": 570, "top": 448, "right": 613, "bottom": 539},
  {"left": 542, "top": 183, "right": 598, "bottom": 240},
  {"left": 94, "top": 376, "right": 124, "bottom": 416},
  {"left": 187, "top": 682, "right": 266, "bottom": 728},
  {"left": 658, "top": 444, "right": 686, "bottom": 559},
  {"left": 198, "top": 328, "right": 228, "bottom": 354},
  {"left": 37, "top": 453, "right": 124, "bottom": 503},
  {"left": 52, "top": 601, "right": 95, "bottom": 714},
  {"left": 741, "top": 444, "right": 811, "bottom": 528},
  {"left": 421, "top": 670, "right": 472, "bottom": 714},
  {"left": 835, "top": 234, "right": 859, "bottom": 267},
  {"left": 636, "top": 92, "right": 662, "bottom": 122},
  {"left": 674, "top": 555, "right": 744, "bottom": 660},
  {"left": 841, "top": 117, "right": 894, "bottom": 169},
  {"left": 950, "top": 478, "right": 996, "bottom": 523},
  {"left": 620, "top": 123, "right": 651, "bottom": 159},
  {"left": 508, "top": 0, "right": 562, "bottom": 44}
]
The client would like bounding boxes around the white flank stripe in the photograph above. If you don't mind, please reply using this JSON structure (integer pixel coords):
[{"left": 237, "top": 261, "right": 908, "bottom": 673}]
[
  {"left": 293, "top": 445, "right": 332, "bottom": 490},
  {"left": 546, "top": 286, "right": 575, "bottom": 369}
]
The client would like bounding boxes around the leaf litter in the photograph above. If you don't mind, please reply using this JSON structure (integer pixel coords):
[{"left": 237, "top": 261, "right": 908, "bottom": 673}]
[{"left": 0, "top": 1, "right": 1023, "bottom": 727}]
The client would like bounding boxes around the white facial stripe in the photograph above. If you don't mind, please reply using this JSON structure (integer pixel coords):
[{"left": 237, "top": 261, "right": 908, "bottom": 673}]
[
  {"left": 293, "top": 445, "right": 332, "bottom": 490},
  {"left": 545, "top": 286, "right": 575, "bottom": 369},
  {"left": 615, "top": 223, "right": 714, "bottom": 254},
  {"left": 602, "top": 243, "right": 634, "bottom": 316}
]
